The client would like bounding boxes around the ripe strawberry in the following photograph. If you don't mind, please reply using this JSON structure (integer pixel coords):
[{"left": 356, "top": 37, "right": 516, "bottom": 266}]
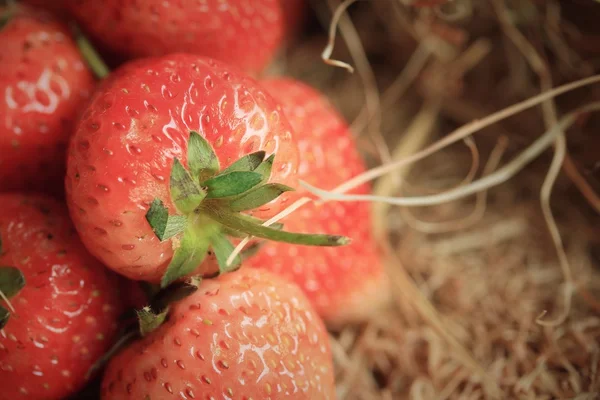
[
  {"left": 119, "top": 279, "right": 150, "bottom": 311},
  {"left": 246, "top": 78, "right": 390, "bottom": 327},
  {"left": 65, "top": 0, "right": 284, "bottom": 74},
  {"left": 66, "top": 53, "right": 346, "bottom": 287},
  {"left": 0, "top": 5, "right": 95, "bottom": 195},
  {"left": 282, "top": 0, "right": 308, "bottom": 40},
  {"left": 101, "top": 268, "right": 335, "bottom": 399},
  {"left": 19, "top": 0, "right": 68, "bottom": 17},
  {"left": 0, "top": 193, "right": 121, "bottom": 400}
]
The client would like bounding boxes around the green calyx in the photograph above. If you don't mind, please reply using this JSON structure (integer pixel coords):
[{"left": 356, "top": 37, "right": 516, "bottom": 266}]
[
  {"left": 146, "top": 131, "right": 350, "bottom": 288},
  {"left": 136, "top": 307, "right": 168, "bottom": 336},
  {"left": 0, "top": 265, "right": 26, "bottom": 329}
]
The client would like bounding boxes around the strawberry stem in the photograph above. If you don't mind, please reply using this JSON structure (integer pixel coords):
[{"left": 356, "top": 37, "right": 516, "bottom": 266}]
[
  {"left": 72, "top": 23, "right": 109, "bottom": 79},
  {"left": 203, "top": 209, "right": 350, "bottom": 247},
  {"left": 160, "top": 215, "right": 216, "bottom": 288},
  {"left": 137, "top": 307, "right": 168, "bottom": 336}
]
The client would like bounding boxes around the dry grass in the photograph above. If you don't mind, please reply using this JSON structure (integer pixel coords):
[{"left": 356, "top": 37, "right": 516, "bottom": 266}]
[{"left": 270, "top": 0, "right": 600, "bottom": 398}]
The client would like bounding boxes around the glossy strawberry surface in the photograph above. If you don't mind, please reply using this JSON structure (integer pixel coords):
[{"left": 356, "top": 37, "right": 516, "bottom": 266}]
[
  {"left": 0, "top": 193, "right": 121, "bottom": 400},
  {"left": 66, "top": 0, "right": 284, "bottom": 74},
  {"left": 0, "top": 5, "right": 95, "bottom": 195},
  {"left": 101, "top": 268, "right": 335, "bottom": 400},
  {"left": 65, "top": 54, "right": 299, "bottom": 282},
  {"left": 247, "top": 78, "right": 390, "bottom": 326}
]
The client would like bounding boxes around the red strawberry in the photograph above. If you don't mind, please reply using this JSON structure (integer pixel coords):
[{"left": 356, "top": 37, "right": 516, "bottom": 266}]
[
  {"left": 246, "top": 78, "right": 390, "bottom": 327},
  {"left": 0, "top": 193, "right": 122, "bottom": 400},
  {"left": 18, "top": 0, "right": 68, "bottom": 17},
  {"left": 65, "top": 53, "right": 346, "bottom": 287},
  {"left": 0, "top": 5, "right": 95, "bottom": 195},
  {"left": 101, "top": 268, "right": 335, "bottom": 399},
  {"left": 65, "top": 0, "right": 285, "bottom": 74},
  {"left": 118, "top": 279, "right": 150, "bottom": 311},
  {"left": 281, "top": 0, "right": 308, "bottom": 40}
]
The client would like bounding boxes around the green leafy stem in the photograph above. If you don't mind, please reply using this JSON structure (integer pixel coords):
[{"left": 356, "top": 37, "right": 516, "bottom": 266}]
[{"left": 71, "top": 23, "right": 109, "bottom": 80}]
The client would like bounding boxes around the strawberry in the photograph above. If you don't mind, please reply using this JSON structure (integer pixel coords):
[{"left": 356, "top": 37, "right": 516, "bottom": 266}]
[
  {"left": 65, "top": 53, "right": 347, "bottom": 287},
  {"left": 282, "top": 0, "right": 308, "bottom": 40},
  {"left": 19, "top": 0, "right": 68, "bottom": 17},
  {"left": 0, "top": 5, "right": 95, "bottom": 195},
  {"left": 119, "top": 279, "right": 150, "bottom": 311},
  {"left": 246, "top": 78, "right": 390, "bottom": 327},
  {"left": 0, "top": 193, "right": 122, "bottom": 400},
  {"left": 101, "top": 268, "right": 335, "bottom": 399},
  {"left": 65, "top": 0, "right": 285, "bottom": 74}
]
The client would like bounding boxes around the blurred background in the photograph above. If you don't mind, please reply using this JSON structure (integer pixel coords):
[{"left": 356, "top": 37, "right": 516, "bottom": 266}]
[{"left": 269, "top": 0, "right": 600, "bottom": 398}]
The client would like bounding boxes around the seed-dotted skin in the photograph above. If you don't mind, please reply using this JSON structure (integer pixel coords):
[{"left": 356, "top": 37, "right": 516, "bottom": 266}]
[
  {"left": 101, "top": 269, "right": 335, "bottom": 400},
  {"left": 0, "top": 6, "right": 95, "bottom": 195},
  {"left": 65, "top": 54, "right": 299, "bottom": 282},
  {"left": 0, "top": 194, "right": 121, "bottom": 400},
  {"left": 66, "top": 0, "right": 284, "bottom": 74},
  {"left": 247, "top": 78, "right": 391, "bottom": 327}
]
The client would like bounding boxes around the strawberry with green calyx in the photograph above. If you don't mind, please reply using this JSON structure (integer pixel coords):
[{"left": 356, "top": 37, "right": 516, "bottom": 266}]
[
  {"left": 145, "top": 130, "right": 349, "bottom": 288},
  {"left": 0, "top": 194, "right": 122, "bottom": 400},
  {"left": 84, "top": 280, "right": 199, "bottom": 382},
  {"left": 66, "top": 54, "right": 348, "bottom": 286},
  {"left": 101, "top": 268, "right": 336, "bottom": 400}
]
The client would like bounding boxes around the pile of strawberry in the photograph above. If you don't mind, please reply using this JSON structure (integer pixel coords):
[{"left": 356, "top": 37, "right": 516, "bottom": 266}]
[{"left": 0, "top": 1, "right": 390, "bottom": 399}]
